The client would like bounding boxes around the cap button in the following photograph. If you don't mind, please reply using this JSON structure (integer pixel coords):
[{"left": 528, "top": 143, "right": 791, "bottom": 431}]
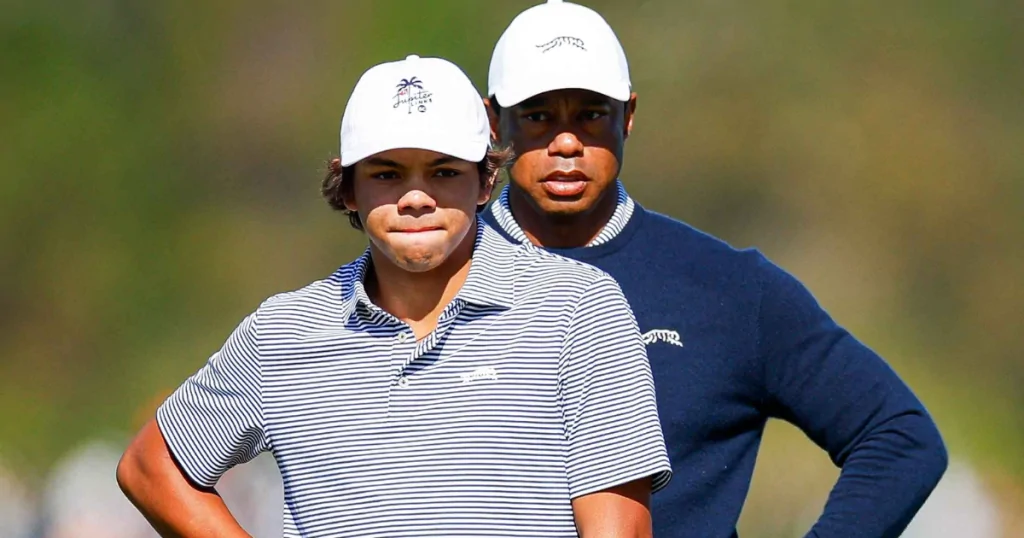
[
  {"left": 405, "top": 54, "right": 420, "bottom": 61},
  {"left": 547, "top": 0, "right": 564, "bottom": 3}
]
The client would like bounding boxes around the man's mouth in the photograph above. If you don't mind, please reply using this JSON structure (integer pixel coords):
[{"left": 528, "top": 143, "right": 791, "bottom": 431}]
[{"left": 540, "top": 171, "right": 590, "bottom": 198}]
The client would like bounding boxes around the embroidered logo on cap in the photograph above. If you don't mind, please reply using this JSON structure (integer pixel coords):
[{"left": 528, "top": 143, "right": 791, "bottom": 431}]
[
  {"left": 536, "top": 36, "right": 586, "bottom": 53},
  {"left": 394, "top": 76, "right": 433, "bottom": 114}
]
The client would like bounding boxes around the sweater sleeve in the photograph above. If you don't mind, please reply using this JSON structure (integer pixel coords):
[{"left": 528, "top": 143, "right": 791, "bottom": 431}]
[{"left": 755, "top": 253, "right": 947, "bottom": 538}]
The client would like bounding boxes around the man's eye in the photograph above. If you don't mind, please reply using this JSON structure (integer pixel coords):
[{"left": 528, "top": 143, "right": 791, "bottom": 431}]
[
  {"left": 582, "top": 110, "right": 607, "bottom": 121},
  {"left": 371, "top": 171, "right": 400, "bottom": 180},
  {"left": 524, "top": 111, "right": 550, "bottom": 122},
  {"left": 434, "top": 168, "right": 461, "bottom": 178}
]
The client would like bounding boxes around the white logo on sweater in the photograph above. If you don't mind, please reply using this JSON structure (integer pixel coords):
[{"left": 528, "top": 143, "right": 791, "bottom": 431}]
[{"left": 642, "top": 329, "right": 683, "bottom": 347}]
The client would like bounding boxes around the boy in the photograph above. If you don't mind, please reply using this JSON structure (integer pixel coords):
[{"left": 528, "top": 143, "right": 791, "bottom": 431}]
[{"left": 117, "top": 54, "right": 671, "bottom": 538}]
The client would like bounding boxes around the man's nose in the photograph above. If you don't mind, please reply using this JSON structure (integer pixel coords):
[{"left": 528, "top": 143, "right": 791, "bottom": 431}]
[{"left": 548, "top": 131, "right": 585, "bottom": 159}]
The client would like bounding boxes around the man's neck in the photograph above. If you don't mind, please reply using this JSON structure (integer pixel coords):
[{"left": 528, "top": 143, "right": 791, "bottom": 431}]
[
  {"left": 365, "top": 225, "right": 475, "bottom": 337},
  {"left": 507, "top": 185, "right": 618, "bottom": 249}
]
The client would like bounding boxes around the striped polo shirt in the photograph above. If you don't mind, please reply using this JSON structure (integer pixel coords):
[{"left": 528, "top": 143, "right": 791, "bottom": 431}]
[
  {"left": 157, "top": 221, "right": 671, "bottom": 538},
  {"left": 488, "top": 180, "right": 635, "bottom": 246}
]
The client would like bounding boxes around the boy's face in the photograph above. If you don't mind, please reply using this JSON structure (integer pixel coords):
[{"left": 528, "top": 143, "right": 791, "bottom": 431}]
[{"left": 345, "top": 148, "right": 492, "bottom": 273}]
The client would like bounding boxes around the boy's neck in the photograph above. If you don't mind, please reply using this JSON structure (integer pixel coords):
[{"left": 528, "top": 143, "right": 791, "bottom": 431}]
[
  {"left": 507, "top": 184, "right": 617, "bottom": 249},
  {"left": 366, "top": 223, "right": 476, "bottom": 338}
]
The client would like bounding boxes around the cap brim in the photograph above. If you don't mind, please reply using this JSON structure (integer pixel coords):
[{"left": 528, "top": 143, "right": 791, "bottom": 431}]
[
  {"left": 341, "top": 132, "right": 489, "bottom": 167},
  {"left": 493, "top": 75, "right": 630, "bottom": 108}
]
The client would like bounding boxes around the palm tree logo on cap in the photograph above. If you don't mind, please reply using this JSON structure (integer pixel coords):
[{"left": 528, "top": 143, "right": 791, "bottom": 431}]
[
  {"left": 396, "top": 77, "right": 423, "bottom": 93},
  {"left": 394, "top": 77, "right": 431, "bottom": 114}
]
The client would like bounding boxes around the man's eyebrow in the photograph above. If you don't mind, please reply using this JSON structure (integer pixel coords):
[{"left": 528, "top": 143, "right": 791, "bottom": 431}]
[
  {"left": 516, "top": 96, "right": 614, "bottom": 109},
  {"left": 582, "top": 98, "right": 615, "bottom": 107},
  {"left": 363, "top": 157, "right": 402, "bottom": 168},
  {"left": 517, "top": 96, "right": 550, "bottom": 109}
]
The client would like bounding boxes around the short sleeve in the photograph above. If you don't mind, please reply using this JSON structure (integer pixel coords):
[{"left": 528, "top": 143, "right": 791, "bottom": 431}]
[
  {"left": 558, "top": 274, "right": 673, "bottom": 499},
  {"left": 156, "top": 311, "right": 267, "bottom": 488}
]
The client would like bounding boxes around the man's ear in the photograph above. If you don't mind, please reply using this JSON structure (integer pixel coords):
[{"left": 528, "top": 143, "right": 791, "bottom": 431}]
[
  {"left": 483, "top": 97, "right": 502, "bottom": 143},
  {"left": 624, "top": 92, "right": 637, "bottom": 139}
]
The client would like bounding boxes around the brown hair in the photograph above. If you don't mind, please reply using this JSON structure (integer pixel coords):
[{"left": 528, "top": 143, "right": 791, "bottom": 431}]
[{"left": 321, "top": 146, "right": 514, "bottom": 230}]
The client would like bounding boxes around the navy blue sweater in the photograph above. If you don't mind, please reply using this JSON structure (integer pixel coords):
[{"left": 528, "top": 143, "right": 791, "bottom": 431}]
[{"left": 484, "top": 204, "right": 947, "bottom": 537}]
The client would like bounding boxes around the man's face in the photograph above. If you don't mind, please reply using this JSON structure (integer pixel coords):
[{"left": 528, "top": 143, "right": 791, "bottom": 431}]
[
  {"left": 345, "top": 149, "right": 492, "bottom": 272},
  {"left": 491, "top": 89, "right": 635, "bottom": 218}
]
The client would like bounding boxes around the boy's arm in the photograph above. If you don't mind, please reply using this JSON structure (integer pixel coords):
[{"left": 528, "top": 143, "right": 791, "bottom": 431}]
[
  {"left": 118, "top": 310, "right": 268, "bottom": 536},
  {"left": 117, "top": 419, "right": 250, "bottom": 537},
  {"left": 572, "top": 477, "right": 654, "bottom": 538}
]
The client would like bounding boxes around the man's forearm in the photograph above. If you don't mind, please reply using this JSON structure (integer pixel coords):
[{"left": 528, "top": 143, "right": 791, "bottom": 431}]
[
  {"left": 805, "top": 411, "right": 948, "bottom": 538},
  {"left": 117, "top": 419, "right": 251, "bottom": 538}
]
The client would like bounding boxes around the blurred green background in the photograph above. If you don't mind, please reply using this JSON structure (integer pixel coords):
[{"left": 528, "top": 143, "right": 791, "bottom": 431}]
[{"left": 2, "top": 0, "right": 1021, "bottom": 535}]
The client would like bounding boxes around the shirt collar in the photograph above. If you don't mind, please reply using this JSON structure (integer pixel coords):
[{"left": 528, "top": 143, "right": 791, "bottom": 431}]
[
  {"left": 457, "top": 221, "right": 517, "bottom": 309},
  {"left": 489, "top": 180, "right": 634, "bottom": 246},
  {"left": 339, "top": 218, "right": 517, "bottom": 321}
]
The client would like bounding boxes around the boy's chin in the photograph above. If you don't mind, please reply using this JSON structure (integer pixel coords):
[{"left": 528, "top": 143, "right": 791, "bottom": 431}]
[
  {"left": 394, "top": 255, "right": 445, "bottom": 273},
  {"left": 384, "top": 245, "right": 449, "bottom": 273}
]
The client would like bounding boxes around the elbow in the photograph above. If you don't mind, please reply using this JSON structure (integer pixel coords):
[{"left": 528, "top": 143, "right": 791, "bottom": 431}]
[
  {"left": 116, "top": 444, "right": 145, "bottom": 501},
  {"left": 921, "top": 422, "right": 949, "bottom": 488},
  {"left": 117, "top": 431, "right": 166, "bottom": 505},
  {"left": 868, "top": 410, "right": 949, "bottom": 492},
  {"left": 892, "top": 412, "right": 949, "bottom": 493},
  {"left": 117, "top": 418, "right": 174, "bottom": 503}
]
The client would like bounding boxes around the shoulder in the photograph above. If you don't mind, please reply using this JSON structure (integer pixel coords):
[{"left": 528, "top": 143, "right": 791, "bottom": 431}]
[
  {"left": 515, "top": 243, "right": 620, "bottom": 297},
  {"left": 641, "top": 207, "right": 756, "bottom": 258},
  {"left": 642, "top": 209, "right": 820, "bottom": 316},
  {"left": 251, "top": 262, "right": 354, "bottom": 328},
  {"left": 505, "top": 242, "right": 629, "bottom": 318},
  {"left": 634, "top": 205, "right": 772, "bottom": 282}
]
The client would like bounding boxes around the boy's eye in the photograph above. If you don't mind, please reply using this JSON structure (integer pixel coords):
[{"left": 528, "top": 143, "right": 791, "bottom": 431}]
[
  {"left": 371, "top": 171, "right": 400, "bottom": 180},
  {"left": 582, "top": 110, "right": 607, "bottom": 121},
  {"left": 524, "top": 111, "right": 551, "bottom": 122},
  {"left": 434, "top": 168, "right": 461, "bottom": 178}
]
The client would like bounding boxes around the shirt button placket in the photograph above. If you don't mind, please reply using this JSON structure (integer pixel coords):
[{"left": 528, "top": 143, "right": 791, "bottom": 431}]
[
  {"left": 387, "top": 328, "right": 413, "bottom": 420},
  {"left": 393, "top": 329, "right": 414, "bottom": 389}
]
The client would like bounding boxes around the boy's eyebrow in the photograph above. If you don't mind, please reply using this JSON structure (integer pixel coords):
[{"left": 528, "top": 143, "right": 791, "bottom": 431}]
[
  {"left": 429, "top": 156, "right": 458, "bottom": 167},
  {"left": 363, "top": 157, "right": 403, "bottom": 168}
]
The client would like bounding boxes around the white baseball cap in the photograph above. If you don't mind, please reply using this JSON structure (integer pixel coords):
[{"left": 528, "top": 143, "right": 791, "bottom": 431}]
[
  {"left": 488, "top": 0, "right": 631, "bottom": 107},
  {"left": 340, "top": 55, "right": 490, "bottom": 167}
]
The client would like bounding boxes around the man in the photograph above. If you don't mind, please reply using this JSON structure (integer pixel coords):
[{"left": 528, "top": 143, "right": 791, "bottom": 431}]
[
  {"left": 116, "top": 54, "right": 671, "bottom": 537},
  {"left": 482, "top": 1, "right": 948, "bottom": 537}
]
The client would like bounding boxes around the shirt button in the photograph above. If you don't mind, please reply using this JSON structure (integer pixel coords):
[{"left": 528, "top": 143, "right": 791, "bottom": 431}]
[
  {"left": 397, "top": 333, "right": 410, "bottom": 343},
  {"left": 398, "top": 377, "right": 410, "bottom": 388}
]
